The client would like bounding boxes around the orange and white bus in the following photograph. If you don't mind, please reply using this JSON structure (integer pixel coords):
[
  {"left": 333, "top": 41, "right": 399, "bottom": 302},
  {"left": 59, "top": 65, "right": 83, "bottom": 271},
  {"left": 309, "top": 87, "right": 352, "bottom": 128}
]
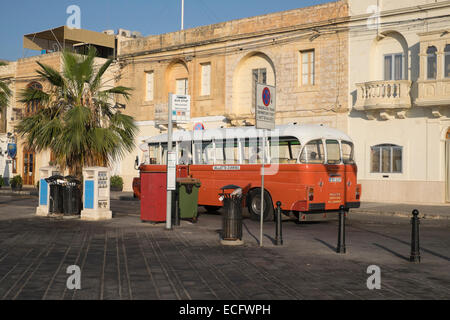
[{"left": 142, "top": 124, "right": 361, "bottom": 221}]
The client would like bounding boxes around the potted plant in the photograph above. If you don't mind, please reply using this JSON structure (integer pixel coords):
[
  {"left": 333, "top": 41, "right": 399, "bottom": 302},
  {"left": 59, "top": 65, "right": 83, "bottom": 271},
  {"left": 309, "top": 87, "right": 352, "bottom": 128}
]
[
  {"left": 110, "top": 175, "right": 124, "bottom": 192},
  {"left": 0, "top": 175, "right": 4, "bottom": 189},
  {"left": 10, "top": 175, "right": 23, "bottom": 191}
]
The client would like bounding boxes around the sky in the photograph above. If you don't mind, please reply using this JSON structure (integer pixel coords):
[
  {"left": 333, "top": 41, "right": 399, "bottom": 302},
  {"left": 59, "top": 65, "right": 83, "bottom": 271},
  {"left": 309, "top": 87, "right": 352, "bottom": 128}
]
[{"left": 0, "top": 0, "right": 331, "bottom": 61}]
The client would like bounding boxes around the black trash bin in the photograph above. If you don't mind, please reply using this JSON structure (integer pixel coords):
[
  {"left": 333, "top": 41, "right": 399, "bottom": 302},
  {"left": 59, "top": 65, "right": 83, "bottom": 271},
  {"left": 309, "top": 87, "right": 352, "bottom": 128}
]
[
  {"left": 220, "top": 185, "right": 243, "bottom": 241},
  {"left": 46, "top": 175, "right": 65, "bottom": 214},
  {"left": 63, "top": 176, "right": 82, "bottom": 216}
]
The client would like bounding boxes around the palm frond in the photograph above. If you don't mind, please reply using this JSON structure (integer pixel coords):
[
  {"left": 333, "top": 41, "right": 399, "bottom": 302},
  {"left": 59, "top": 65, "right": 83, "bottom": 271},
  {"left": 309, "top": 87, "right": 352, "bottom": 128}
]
[
  {"left": 91, "top": 58, "right": 113, "bottom": 92},
  {"left": 101, "top": 86, "right": 132, "bottom": 100},
  {"left": 36, "top": 62, "right": 64, "bottom": 88},
  {"left": 18, "top": 87, "right": 50, "bottom": 105},
  {"left": 0, "top": 80, "right": 12, "bottom": 107}
]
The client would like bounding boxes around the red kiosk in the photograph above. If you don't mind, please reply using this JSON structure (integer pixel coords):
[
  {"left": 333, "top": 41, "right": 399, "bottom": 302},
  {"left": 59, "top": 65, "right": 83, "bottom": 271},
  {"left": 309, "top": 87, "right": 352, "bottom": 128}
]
[{"left": 140, "top": 165, "right": 188, "bottom": 223}]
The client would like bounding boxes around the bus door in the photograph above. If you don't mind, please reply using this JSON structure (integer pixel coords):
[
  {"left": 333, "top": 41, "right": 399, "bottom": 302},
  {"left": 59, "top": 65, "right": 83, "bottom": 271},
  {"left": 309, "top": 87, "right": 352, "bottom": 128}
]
[{"left": 325, "top": 140, "right": 346, "bottom": 210}]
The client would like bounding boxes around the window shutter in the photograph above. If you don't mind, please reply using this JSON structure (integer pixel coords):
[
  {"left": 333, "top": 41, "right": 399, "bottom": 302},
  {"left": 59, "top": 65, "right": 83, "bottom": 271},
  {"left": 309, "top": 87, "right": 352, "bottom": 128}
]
[
  {"left": 146, "top": 72, "right": 154, "bottom": 101},
  {"left": 201, "top": 63, "right": 211, "bottom": 96}
]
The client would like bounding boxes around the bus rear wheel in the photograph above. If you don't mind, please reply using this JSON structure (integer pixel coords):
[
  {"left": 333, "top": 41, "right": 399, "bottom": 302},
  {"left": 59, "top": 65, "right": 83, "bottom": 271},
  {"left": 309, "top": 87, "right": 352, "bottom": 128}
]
[{"left": 247, "top": 189, "right": 274, "bottom": 222}]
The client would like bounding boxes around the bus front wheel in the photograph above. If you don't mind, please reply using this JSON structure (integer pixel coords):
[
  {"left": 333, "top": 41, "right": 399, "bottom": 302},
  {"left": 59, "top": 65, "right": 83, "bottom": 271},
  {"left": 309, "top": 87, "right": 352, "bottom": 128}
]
[{"left": 247, "top": 189, "right": 274, "bottom": 222}]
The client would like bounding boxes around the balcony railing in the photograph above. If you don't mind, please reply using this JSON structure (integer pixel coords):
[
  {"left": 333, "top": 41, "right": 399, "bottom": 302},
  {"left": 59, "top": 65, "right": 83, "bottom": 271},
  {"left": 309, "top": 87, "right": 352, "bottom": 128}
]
[
  {"left": 415, "top": 79, "right": 450, "bottom": 108},
  {"left": 355, "top": 80, "right": 412, "bottom": 111}
]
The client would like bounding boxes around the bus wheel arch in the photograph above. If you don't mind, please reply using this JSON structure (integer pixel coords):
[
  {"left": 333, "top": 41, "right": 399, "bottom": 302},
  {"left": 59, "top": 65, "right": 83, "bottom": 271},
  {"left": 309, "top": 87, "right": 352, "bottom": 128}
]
[{"left": 246, "top": 188, "right": 274, "bottom": 222}]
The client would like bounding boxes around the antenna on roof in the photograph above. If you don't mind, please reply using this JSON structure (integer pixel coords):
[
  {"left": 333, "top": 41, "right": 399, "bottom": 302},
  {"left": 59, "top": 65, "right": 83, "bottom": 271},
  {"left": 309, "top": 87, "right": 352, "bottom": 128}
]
[{"left": 181, "top": 0, "right": 185, "bottom": 30}]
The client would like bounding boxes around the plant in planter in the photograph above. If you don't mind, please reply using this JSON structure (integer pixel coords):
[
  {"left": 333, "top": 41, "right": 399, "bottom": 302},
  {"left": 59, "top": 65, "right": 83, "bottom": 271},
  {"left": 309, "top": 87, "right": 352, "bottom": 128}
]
[
  {"left": 10, "top": 175, "right": 23, "bottom": 191},
  {"left": 110, "top": 175, "right": 124, "bottom": 192},
  {"left": 0, "top": 175, "right": 4, "bottom": 189}
]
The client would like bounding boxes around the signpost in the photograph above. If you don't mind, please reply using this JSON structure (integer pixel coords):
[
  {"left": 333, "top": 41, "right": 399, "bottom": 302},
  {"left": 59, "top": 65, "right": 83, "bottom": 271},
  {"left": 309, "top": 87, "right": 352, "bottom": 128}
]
[
  {"left": 166, "top": 93, "right": 191, "bottom": 230},
  {"left": 255, "top": 83, "right": 276, "bottom": 247}
]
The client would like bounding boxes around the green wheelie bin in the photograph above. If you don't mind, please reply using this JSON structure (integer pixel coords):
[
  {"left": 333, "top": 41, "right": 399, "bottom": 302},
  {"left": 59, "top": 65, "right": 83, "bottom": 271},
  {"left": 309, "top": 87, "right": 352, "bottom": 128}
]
[{"left": 176, "top": 178, "right": 201, "bottom": 222}]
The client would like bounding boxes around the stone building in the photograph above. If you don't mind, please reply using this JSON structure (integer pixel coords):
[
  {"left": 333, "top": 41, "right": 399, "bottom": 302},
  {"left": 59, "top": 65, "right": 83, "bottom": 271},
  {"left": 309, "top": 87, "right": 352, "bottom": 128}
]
[
  {"left": 115, "top": 0, "right": 350, "bottom": 190},
  {"left": 348, "top": 0, "right": 450, "bottom": 204}
]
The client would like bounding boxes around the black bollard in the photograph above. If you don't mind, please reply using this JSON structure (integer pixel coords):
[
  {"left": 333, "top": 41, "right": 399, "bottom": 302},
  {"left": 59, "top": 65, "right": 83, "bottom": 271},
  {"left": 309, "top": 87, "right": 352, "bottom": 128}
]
[
  {"left": 275, "top": 201, "right": 283, "bottom": 246},
  {"left": 410, "top": 210, "right": 421, "bottom": 263},
  {"left": 337, "top": 205, "right": 346, "bottom": 254}
]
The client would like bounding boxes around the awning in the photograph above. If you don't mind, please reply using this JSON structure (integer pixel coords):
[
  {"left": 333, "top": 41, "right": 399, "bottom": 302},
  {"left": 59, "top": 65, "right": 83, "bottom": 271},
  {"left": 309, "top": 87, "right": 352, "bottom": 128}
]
[{"left": 23, "top": 26, "right": 115, "bottom": 51}]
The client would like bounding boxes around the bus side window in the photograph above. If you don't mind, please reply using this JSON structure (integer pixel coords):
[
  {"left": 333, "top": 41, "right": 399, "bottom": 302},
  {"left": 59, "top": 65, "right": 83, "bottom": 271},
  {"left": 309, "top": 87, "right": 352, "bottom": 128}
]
[
  {"left": 194, "top": 141, "right": 214, "bottom": 165},
  {"left": 215, "top": 140, "right": 225, "bottom": 165},
  {"left": 248, "top": 139, "right": 261, "bottom": 164},
  {"left": 342, "top": 141, "right": 355, "bottom": 164},
  {"left": 202, "top": 141, "right": 214, "bottom": 165},
  {"left": 270, "top": 137, "right": 301, "bottom": 164},
  {"left": 326, "top": 140, "right": 341, "bottom": 164},
  {"left": 179, "top": 141, "right": 192, "bottom": 165},
  {"left": 149, "top": 144, "right": 159, "bottom": 164},
  {"left": 224, "top": 139, "right": 239, "bottom": 164},
  {"left": 300, "top": 140, "right": 325, "bottom": 164}
]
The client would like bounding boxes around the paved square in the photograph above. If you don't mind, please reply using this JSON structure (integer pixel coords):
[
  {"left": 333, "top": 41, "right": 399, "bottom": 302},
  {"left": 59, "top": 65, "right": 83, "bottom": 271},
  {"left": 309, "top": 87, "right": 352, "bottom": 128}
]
[{"left": 0, "top": 195, "right": 449, "bottom": 300}]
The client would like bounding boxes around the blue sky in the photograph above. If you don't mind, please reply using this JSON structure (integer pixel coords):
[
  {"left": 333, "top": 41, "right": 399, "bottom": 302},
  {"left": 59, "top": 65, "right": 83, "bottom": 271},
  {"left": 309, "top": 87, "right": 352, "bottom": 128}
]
[{"left": 0, "top": 0, "right": 331, "bottom": 61}]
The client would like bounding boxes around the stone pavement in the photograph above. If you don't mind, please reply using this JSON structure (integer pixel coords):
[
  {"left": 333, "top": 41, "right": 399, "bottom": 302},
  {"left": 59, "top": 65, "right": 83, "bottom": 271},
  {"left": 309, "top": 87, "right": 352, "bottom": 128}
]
[{"left": 0, "top": 195, "right": 449, "bottom": 300}]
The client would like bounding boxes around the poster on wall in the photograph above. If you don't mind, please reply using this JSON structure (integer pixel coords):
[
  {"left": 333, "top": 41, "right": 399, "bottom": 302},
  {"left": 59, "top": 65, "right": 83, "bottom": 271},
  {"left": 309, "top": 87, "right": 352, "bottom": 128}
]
[{"left": 7, "top": 144, "right": 17, "bottom": 159}]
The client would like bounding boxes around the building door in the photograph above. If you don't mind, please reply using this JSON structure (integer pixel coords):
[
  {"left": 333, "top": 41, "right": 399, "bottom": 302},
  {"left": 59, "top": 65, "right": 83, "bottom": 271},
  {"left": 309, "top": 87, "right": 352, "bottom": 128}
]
[
  {"left": 446, "top": 130, "right": 450, "bottom": 202},
  {"left": 22, "top": 149, "right": 35, "bottom": 186}
]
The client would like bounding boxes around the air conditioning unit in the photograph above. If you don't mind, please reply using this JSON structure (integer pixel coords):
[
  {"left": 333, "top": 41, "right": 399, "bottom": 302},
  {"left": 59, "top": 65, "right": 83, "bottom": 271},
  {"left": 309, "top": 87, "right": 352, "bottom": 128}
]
[
  {"left": 102, "top": 30, "right": 115, "bottom": 36},
  {"left": 131, "top": 31, "right": 142, "bottom": 38},
  {"left": 118, "top": 29, "right": 131, "bottom": 38}
]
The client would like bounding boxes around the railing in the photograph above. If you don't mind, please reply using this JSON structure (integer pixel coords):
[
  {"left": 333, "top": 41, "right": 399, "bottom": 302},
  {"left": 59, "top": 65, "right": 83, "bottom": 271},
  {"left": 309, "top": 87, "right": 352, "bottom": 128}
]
[{"left": 355, "top": 80, "right": 412, "bottom": 110}]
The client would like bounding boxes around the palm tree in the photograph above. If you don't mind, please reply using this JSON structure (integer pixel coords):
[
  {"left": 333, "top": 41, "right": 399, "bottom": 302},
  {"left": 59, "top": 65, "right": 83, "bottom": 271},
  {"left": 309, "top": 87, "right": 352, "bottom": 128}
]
[
  {"left": 16, "top": 49, "right": 137, "bottom": 178},
  {"left": 0, "top": 61, "right": 12, "bottom": 110}
]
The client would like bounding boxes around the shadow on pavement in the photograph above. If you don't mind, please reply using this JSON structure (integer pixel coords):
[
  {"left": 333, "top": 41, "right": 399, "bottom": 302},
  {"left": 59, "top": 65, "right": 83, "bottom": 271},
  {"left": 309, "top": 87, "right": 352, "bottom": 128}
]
[
  {"left": 373, "top": 243, "right": 409, "bottom": 262},
  {"left": 314, "top": 238, "right": 337, "bottom": 253},
  {"left": 353, "top": 225, "right": 450, "bottom": 262}
]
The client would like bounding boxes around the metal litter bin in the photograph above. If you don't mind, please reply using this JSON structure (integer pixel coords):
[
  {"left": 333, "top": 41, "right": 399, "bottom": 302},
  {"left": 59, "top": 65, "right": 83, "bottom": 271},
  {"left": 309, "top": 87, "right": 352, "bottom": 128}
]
[
  {"left": 177, "top": 178, "right": 201, "bottom": 222},
  {"left": 219, "top": 185, "right": 243, "bottom": 241},
  {"left": 63, "top": 176, "right": 82, "bottom": 215},
  {"left": 46, "top": 175, "right": 65, "bottom": 214}
]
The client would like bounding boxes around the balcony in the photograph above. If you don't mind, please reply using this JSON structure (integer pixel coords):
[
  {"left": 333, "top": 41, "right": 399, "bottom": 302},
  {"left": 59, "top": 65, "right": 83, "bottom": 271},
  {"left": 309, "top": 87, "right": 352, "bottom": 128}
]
[
  {"left": 415, "top": 79, "right": 450, "bottom": 108},
  {"left": 355, "top": 80, "right": 412, "bottom": 111}
]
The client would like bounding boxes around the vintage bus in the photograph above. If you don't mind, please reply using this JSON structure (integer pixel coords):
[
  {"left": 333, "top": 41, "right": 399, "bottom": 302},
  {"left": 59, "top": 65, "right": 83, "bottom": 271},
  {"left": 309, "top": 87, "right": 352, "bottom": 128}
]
[{"left": 141, "top": 124, "right": 361, "bottom": 221}]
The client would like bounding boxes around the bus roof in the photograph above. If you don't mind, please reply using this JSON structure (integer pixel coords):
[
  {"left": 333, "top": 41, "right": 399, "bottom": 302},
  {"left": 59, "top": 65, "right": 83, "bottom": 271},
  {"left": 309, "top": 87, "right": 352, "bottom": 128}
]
[{"left": 143, "top": 124, "right": 353, "bottom": 146}]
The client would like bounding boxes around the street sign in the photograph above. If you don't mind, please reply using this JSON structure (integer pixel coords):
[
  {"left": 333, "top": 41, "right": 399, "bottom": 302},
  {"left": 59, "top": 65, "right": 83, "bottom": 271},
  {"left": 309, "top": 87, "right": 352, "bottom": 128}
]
[
  {"left": 255, "top": 84, "right": 276, "bottom": 130},
  {"left": 194, "top": 123, "right": 205, "bottom": 131},
  {"left": 167, "top": 151, "right": 177, "bottom": 191},
  {"left": 255, "top": 83, "right": 276, "bottom": 248},
  {"left": 169, "top": 93, "right": 191, "bottom": 123}
]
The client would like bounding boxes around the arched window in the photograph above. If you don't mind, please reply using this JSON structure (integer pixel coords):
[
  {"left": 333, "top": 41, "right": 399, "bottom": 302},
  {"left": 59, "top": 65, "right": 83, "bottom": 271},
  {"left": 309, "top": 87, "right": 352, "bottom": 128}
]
[
  {"left": 26, "top": 82, "right": 42, "bottom": 116},
  {"left": 445, "top": 44, "right": 450, "bottom": 78},
  {"left": 427, "top": 46, "right": 437, "bottom": 80},
  {"left": 371, "top": 144, "right": 403, "bottom": 173}
]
